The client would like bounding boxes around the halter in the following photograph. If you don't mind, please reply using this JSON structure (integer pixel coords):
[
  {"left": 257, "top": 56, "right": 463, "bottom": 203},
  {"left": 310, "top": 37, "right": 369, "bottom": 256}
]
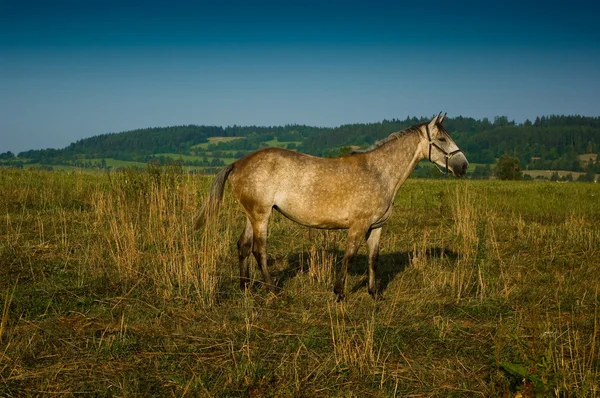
[{"left": 425, "top": 124, "right": 463, "bottom": 175}]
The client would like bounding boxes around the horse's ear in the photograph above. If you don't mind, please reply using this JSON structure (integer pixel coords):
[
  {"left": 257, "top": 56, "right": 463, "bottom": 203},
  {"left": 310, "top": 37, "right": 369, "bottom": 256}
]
[
  {"left": 439, "top": 112, "right": 447, "bottom": 124},
  {"left": 429, "top": 112, "right": 443, "bottom": 130}
]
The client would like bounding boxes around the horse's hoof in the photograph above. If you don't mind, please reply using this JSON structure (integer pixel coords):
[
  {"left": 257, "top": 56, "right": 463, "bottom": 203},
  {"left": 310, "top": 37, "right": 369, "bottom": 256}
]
[
  {"left": 336, "top": 293, "right": 345, "bottom": 302},
  {"left": 369, "top": 290, "right": 383, "bottom": 301}
]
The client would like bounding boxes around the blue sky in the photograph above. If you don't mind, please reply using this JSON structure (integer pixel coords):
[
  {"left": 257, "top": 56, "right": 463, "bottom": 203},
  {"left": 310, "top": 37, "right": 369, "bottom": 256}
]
[{"left": 1, "top": 0, "right": 599, "bottom": 154}]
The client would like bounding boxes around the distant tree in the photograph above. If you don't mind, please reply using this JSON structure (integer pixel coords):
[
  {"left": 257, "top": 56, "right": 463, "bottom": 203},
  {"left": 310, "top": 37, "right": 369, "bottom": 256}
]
[
  {"left": 493, "top": 116, "right": 511, "bottom": 127},
  {"left": 495, "top": 154, "right": 522, "bottom": 180},
  {"left": 471, "top": 164, "right": 491, "bottom": 179},
  {"left": 577, "top": 169, "right": 596, "bottom": 182},
  {"left": 11, "top": 115, "right": 600, "bottom": 173},
  {"left": 0, "top": 151, "right": 15, "bottom": 160},
  {"left": 210, "top": 158, "right": 224, "bottom": 167},
  {"left": 277, "top": 131, "right": 302, "bottom": 142},
  {"left": 468, "top": 149, "right": 495, "bottom": 164}
]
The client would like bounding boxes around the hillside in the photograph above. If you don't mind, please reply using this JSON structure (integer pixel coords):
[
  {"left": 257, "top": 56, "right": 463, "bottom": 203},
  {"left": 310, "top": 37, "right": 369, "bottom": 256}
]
[{"left": 1, "top": 115, "right": 599, "bottom": 176}]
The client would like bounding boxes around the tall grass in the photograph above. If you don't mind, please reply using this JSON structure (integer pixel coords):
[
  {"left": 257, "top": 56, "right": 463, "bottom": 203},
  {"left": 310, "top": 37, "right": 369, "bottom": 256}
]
[
  {"left": 307, "top": 231, "right": 338, "bottom": 286},
  {"left": 88, "top": 165, "right": 234, "bottom": 305},
  {"left": 1, "top": 169, "right": 599, "bottom": 396},
  {"left": 329, "top": 302, "right": 377, "bottom": 373}
]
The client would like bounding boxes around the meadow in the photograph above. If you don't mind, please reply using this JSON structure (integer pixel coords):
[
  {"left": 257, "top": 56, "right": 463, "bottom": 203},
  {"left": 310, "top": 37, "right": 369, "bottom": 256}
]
[{"left": 1, "top": 167, "right": 599, "bottom": 396}]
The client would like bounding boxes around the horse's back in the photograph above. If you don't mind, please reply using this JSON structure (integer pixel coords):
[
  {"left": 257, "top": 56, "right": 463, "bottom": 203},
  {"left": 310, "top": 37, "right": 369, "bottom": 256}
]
[
  {"left": 227, "top": 147, "right": 388, "bottom": 228},
  {"left": 230, "top": 147, "right": 332, "bottom": 183},
  {"left": 235, "top": 146, "right": 323, "bottom": 168}
]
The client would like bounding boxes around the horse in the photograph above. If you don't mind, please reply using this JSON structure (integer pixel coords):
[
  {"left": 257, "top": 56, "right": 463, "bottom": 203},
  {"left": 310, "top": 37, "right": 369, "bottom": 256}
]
[{"left": 194, "top": 112, "right": 469, "bottom": 301}]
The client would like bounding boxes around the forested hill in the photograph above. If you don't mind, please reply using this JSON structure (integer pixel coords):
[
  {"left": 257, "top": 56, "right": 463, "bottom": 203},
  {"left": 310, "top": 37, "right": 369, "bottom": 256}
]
[{"left": 6, "top": 115, "right": 600, "bottom": 173}]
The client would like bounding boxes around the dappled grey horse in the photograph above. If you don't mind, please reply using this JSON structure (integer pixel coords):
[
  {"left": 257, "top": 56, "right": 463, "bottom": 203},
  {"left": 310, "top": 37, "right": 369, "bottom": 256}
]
[{"left": 195, "top": 113, "right": 469, "bottom": 300}]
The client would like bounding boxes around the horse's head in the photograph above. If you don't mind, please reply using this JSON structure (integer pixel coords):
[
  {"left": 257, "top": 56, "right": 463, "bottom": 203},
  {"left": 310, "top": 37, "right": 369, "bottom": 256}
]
[{"left": 420, "top": 112, "right": 469, "bottom": 177}]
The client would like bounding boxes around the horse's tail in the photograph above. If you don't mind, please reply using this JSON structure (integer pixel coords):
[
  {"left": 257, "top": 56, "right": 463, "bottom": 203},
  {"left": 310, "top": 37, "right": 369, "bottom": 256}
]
[{"left": 193, "top": 163, "right": 235, "bottom": 230}]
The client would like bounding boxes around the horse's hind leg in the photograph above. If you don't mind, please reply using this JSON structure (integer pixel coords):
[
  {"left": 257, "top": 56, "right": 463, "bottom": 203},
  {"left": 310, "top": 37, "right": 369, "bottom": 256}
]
[
  {"left": 251, "top": 214, "right": 275, "bottom": 291},
  {"left": 237, "top": 218, "right": 253, "bottom": 290}
]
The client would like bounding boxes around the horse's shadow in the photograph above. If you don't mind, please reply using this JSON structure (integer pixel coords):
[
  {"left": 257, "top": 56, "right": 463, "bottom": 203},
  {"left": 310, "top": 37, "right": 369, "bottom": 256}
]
[{"left": 276, "top": 247, "right": 458, "bottom": 297}]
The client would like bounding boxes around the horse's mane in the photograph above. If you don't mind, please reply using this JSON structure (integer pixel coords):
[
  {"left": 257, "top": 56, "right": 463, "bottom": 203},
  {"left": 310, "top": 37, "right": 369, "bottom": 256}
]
[{"left": 350, "top": 123, "right": 426, "bottom": 155}]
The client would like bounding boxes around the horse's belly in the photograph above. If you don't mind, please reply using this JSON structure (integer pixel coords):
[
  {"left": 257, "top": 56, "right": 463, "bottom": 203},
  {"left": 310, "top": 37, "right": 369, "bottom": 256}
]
[{"left": 274, "top": 199, "right": 351, "bottom": 229}]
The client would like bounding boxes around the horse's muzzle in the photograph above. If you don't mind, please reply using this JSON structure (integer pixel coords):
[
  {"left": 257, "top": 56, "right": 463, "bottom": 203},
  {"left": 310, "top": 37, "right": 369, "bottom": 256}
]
[{"left": 448, "top": 153, "right": 469, "bottom": 177}]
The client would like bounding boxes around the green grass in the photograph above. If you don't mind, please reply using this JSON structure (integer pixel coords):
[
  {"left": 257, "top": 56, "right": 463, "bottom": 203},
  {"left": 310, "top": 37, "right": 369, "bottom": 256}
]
[
  {"left": 154, "top": 153, "right": 238, "bottom": 164},
  {"left": 88, "top": 158, "right": 148, "bottom": 168},
  {"left": 191, "top": 136, "right": 245, "bottom": 149},
  {"left": 24, "top": 163, "right": 81, "bottom": 171},
  {"left": 1, "top": 168, "right": 599, "bottom": 396},
  {"left": 263, "top": 139, "right": 302, "bottom": 148}
]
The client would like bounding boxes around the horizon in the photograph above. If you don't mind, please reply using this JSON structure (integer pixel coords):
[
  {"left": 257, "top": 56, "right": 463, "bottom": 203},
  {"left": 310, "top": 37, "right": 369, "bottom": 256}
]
[
  {"left": 2, "top": 0, "right": 600, "bottom": 154},
  {"left": 9, "top": 113, "right": 599, "bottom": 156}
]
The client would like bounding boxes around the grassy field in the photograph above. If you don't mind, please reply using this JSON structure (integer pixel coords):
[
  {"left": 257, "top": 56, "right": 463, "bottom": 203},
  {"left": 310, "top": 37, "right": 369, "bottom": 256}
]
[
  {"left": 523, "top": 169, "right": 599, "bottom": 181},
  {"left": 263, "top": 139, "right": 302, "bottom": 148},
  {"left": 1, "top": 168, "right": 599, "bottom": 396},
  {"left": 154, "top": 153, "right": 239, "bottom": 164},
  {"left": 192, "top": 137, "right": 245, "bottom": 149},
  {"left": 90, "top": 158, "right": 148, "bottom": 169}
]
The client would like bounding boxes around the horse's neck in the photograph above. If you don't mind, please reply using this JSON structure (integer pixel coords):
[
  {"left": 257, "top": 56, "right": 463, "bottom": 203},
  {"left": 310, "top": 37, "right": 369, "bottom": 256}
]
[{"left": 366, "top": 131, "right": 424, "bottom": 195}]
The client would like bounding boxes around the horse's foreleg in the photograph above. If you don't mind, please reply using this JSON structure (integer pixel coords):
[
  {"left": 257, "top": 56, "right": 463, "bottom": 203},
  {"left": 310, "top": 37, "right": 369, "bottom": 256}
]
[
  {"left": 251, "top": 217, "right": 275, "bottom": 291},
  {"left": 237, "top": 218, "right": 253, "bottom": 290},
  {"left": 366, "top": 227, "right": 382, "bottom": 299},
  {"left": 334, "top": 226, "right": 365, "bottom": 302}
]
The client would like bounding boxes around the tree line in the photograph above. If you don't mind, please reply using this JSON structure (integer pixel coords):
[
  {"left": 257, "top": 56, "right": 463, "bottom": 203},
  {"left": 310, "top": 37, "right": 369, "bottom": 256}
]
[{"left": 2, "top": 115, "right": 599, "bottom": 177}]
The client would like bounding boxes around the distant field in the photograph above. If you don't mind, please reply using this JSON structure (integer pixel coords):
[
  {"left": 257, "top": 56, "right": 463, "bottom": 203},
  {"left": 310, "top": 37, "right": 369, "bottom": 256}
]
[
  {"left": 89, "top": 158, "right": 147, "bottom": 169},
  {"left": 21, "top": 164, "right": 80, "bottom": 172},
  {"left": 263, "top": 138, "right": 302, "bottom": 148},
  {"left": 578, "top": 153, "right": 598, "bottom": 162},
  {"left": 524, "top": 169, "right": 599, "bottom": 180},
  {"left": 191, "top": 137, "right": 300, "bottom": 151},
  {"left": 154, "top": 153, "right": 238, "bottom": 164},
  {"left": 3, "top": 160, "right": 145, "bottom": 172},
  {"left": 154, "top": 153, "right": 204, "bottom": 162},
  {"left": 191, "top": 136, "right": 245, "bottom": 149}
]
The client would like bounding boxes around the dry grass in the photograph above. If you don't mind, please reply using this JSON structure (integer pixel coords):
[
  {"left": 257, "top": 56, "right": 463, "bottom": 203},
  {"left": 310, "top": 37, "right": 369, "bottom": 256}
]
[{"left": 1, "top": 167, "right": 599, "bottom": 396}]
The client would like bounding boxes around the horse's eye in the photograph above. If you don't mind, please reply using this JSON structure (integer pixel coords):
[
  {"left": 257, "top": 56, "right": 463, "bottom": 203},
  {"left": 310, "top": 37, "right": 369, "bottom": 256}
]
[{"left": 439, "top": 138, "right": 447, "bottom": 142}]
